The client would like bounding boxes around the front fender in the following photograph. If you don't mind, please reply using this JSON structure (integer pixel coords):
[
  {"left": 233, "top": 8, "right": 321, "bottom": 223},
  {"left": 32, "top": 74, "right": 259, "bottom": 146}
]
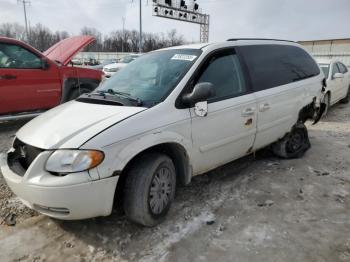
[{"left": 97, "top": 131, "right": 193, "bottom": 179}]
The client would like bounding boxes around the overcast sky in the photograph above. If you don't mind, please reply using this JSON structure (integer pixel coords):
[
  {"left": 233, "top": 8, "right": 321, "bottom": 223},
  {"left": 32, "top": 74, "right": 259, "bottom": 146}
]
[{"left": 1, "top": 0, "right": 350, "bottom": 42}]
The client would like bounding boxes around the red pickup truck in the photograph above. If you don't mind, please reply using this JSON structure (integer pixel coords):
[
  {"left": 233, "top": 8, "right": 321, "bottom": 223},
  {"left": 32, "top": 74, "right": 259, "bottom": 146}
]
[{"left": 0, "top": 36, "right": 103, "bottom": 121}]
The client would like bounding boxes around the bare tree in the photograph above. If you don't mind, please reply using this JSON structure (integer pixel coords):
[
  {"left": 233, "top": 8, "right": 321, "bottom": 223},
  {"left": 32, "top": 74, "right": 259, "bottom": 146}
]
[
  {"left": 1, "top": 23, "right": 186, "bottom": 53},
  {"left": 167, "top": 29, "right": 184, "bottom": 47},
  {"left": 80, "top": 27, "right": 103, "bottom": 52},
  {"left": 0, "top": 23, "right": 25, "bottom": 40}
]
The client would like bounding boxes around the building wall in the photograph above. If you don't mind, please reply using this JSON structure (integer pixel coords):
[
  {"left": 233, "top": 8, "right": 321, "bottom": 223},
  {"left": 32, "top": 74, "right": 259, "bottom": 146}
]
[{"left": 299, "top": 39, "right": 350, "bottom": 67}]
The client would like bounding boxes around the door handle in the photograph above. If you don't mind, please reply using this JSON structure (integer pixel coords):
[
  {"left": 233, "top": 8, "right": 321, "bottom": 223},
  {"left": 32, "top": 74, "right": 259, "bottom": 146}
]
[
  {"left": 0, "top": 75, "right": 17, "bottom": 80},
  {"left": 259, "top": 103, "right": 271, "bottom": 112},
  {"left": 242, "top": 108, "right": 255, "bottom": 117}
]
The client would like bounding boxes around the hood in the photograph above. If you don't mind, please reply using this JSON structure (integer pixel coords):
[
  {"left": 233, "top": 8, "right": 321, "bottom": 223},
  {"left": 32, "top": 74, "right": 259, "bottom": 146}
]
[
  {"left": 16, "top": 101, "right": 146, "bottom": 149},
  {"left": 43, "top": 36, "right": 95, "bottom": 66}
]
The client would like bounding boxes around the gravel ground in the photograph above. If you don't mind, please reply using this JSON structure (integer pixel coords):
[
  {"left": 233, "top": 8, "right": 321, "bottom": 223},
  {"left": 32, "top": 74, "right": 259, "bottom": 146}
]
[
  {"left": 0, "top": 120, "right": 38, "bottom": 225},
  {"left": 0, "top": 102, "right": 349, "bottom": 262}
]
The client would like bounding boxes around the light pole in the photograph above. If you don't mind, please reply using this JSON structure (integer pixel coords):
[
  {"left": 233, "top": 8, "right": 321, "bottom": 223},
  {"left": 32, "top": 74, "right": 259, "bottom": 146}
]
[
  {"left": 122, "top": 17, "right": 126, "bottom": 53},
  {"left": 18, "top": 0, "right": 30, "bottom": 41},
  {"left": 139, "top": 0, "right": 142, "bottom": 53}
]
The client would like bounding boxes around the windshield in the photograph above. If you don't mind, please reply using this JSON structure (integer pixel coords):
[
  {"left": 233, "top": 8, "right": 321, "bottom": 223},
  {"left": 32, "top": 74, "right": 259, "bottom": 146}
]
[
  {"left": 319, "top": 63, "right": 330, "bottom": 78},
  {"left": 96, "top": 49, "right": 202, "bottom": 106}
]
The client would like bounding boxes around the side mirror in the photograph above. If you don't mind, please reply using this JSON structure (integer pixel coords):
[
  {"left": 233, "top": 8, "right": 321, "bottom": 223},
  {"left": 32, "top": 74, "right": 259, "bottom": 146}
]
[
  {"left": 182, "top": 82, "right": 215, "bottom": 106},
  {"left": 41, "top": 58, "right": 50, "bottom": 70},
  {"left": 333, "top": 72, "right": 344, "bottom": 79}
]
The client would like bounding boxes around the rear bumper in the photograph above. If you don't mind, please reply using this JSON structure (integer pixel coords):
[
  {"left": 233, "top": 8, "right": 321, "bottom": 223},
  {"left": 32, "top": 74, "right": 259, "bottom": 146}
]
[{"left": 0, "top": 153, "right": 119, "bottom": 220}]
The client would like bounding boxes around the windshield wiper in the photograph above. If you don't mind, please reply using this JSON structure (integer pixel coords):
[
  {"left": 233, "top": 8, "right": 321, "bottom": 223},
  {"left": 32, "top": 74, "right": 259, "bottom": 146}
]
[{"left": 96, "top": 89, "right": 143, "bottom": 106}]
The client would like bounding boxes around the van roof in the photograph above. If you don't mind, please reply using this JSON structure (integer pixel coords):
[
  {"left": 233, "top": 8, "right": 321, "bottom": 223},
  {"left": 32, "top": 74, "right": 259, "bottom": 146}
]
[
  {"left": 161, "top": 38, "right": 298, "bottom": 52},
  {"left": 227, "top": 38, "right": 296, "bottom": 43}
]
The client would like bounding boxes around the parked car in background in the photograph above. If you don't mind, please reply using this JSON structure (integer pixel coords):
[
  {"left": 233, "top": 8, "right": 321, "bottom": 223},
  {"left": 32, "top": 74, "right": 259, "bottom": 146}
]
[
  {"left": 1, "top": 39, "right": 325, "bottom": 226},
  {"left": 83, "top": 58, "right": 99, "bottom": 66},
  {"left": 103, "top": 54, "right": 142, "bottom": 78},
  {"left": 0, "top": 36, "right": 103, "bottom": 121},
  {"left": 71, "top": 58, "right": 83, "bottom": 65},
  {"left": 89, "top": 58, "right": 118, "bottom": 71},
  {"left": 318, "top": 59, "right": 350, "bottom": 114}
]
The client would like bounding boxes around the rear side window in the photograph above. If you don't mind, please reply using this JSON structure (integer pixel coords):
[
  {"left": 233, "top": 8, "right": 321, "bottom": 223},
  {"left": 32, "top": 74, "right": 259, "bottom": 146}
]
[
  {"left": 239, "top": 44, "right": 320, "bottom": 91},
  {"left": 338, "top": 63, "right": 348, "bottom": 74}
]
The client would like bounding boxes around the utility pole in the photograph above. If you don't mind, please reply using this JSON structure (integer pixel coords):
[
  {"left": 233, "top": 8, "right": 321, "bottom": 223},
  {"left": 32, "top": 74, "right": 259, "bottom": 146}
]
[
  {"left": 18, "top": 0, "right": 30, "bottom": 41},
  {"left": 122, "top": 17, "right": 126, "bottom": 53},
  {"left": 139, "top": 0, "right": 142, "bottom": 53}
]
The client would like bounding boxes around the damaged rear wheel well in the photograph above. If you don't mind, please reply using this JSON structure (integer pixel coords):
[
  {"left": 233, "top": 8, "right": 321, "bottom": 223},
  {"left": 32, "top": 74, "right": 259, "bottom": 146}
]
[{"left": 298, "top": 97, "right": 319, "bottom": 123}]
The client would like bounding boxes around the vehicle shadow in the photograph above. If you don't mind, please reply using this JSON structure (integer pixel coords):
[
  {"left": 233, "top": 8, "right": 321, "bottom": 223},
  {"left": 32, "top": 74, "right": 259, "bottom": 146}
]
[{"left": 0, "top": 119, "right": 29, "bottom": 132}]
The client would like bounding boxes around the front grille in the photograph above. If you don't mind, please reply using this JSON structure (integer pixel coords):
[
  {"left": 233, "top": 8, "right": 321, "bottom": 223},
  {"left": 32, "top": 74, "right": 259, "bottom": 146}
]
[{"left": 8, "top": 139, "right": 43, "bottom": 176}]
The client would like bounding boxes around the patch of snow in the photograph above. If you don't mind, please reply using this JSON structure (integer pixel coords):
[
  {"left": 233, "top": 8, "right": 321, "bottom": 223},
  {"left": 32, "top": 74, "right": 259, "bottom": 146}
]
[{"left": 140, "top": 210, "right": 215, "bottom": 262}]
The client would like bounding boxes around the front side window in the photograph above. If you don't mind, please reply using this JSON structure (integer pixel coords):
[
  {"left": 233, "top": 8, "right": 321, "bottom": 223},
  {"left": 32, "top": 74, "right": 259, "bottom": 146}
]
[
  {"left": 0, "top": 43, "right": 42, "bottom": 69},
  {"left": 239, "top": 44, "right": 320, "bottom": 91},
  {"left": 96, "top": 49, "right": 201, "bottom": 106},
  {"left": 196, "top": 53, "right": 246, "bottom": 101}
]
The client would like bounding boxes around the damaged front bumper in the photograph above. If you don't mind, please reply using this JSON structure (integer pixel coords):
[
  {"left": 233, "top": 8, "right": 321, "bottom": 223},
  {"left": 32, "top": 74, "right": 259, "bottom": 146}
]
[{"left": 0, "top": 152, "right": 119, "bottom": 220}]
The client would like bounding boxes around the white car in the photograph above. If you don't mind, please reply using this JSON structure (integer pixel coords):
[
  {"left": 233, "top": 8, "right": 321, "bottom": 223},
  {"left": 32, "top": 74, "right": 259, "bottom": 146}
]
[
  {"left": 0, "top": 39, "right": 325, "bottom": 226},
  {"left": 102, "top": 54, "right": 142, "bottom": 78},
  {"left": 318, "top": 59, "right": 350, "bottom": 114}
]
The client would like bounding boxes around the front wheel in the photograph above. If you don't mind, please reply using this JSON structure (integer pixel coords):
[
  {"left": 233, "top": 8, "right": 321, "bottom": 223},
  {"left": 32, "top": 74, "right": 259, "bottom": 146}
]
[
  {"left": 272, "top": 123, "right": 311, "bottom": 159},
  {"left": 123, "top": 153, "right": 176, "bottom": 227}
]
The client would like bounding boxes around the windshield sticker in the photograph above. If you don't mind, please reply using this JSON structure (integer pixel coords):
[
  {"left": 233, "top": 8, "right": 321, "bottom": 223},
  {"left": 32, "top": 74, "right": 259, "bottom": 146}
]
[{"left": 171, "top": 54, "right": 197, "bottom": 61}]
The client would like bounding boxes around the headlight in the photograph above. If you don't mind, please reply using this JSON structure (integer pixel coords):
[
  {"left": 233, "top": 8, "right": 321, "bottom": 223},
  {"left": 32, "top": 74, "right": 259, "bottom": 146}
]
[{"left": 46, "top": 150, "right": 104, "bottom": 173}]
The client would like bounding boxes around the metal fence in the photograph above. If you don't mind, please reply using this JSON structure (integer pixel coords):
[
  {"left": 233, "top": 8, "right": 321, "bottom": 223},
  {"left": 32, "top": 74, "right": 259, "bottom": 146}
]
[
  {"left": 74, "top": 52, "right": 135, "bottom": 62},
  {"left": 299, "top": 39, "right": 350, "bottom": 67}
]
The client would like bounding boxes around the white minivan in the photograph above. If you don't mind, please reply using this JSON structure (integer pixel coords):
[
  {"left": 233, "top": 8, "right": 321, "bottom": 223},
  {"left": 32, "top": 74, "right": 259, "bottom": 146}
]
[{"left": 1, "top": 39, "right": 325, "bottom": 226}]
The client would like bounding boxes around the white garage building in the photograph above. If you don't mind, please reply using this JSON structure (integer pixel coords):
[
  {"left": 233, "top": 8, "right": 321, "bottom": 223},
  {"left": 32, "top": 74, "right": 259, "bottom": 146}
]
[{"left": 299, "top": 38, "right": 350, "bottom": 67}]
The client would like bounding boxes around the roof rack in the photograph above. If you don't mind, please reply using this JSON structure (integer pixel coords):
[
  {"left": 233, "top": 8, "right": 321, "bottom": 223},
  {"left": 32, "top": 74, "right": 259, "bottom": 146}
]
[{"left": 227, "top": 38, "right": 296, "bottom": 43}]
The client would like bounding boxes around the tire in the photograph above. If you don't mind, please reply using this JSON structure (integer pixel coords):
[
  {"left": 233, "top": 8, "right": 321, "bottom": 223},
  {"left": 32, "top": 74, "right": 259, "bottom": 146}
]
[
  {"left": 340, "top": 87, "right": 350, "bottom": 104},
  {"left": 123, "top": 153, "right": 176, "bottom": 227},
  {"left": 67, "top": 87, "right": 91, "bottom": 101},
  {"left": 322, "top": 92, "right": 330, "bottom": 117},
  {"left": 272, "top": 123, "right": 311, "bottom": 159}
]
